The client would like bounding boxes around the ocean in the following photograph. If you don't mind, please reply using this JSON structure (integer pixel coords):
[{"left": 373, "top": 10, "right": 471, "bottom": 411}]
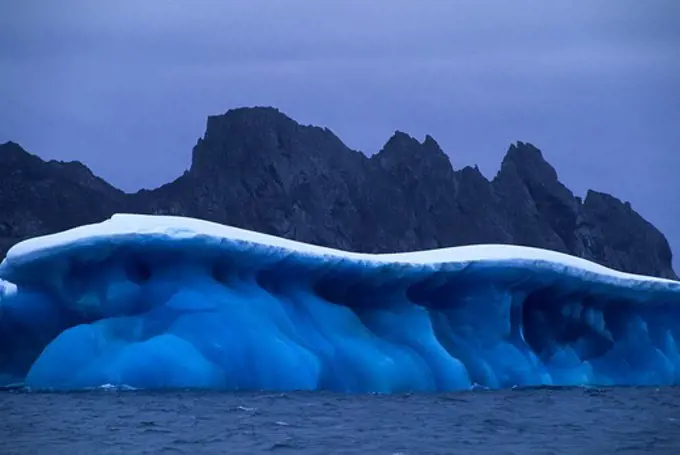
[{"left": 1, "top": 386, "right": 679, "bottom": 454}]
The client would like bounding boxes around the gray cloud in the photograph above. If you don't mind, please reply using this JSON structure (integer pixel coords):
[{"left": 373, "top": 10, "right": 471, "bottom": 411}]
[{"left": 1, "top": 0, "right": 679, "bottom": 268}]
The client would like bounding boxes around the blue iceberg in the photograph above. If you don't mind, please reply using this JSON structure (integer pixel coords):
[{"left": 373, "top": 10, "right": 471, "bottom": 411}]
[{"left": 0, "top": 214, "right": 679, "bottom": 391}]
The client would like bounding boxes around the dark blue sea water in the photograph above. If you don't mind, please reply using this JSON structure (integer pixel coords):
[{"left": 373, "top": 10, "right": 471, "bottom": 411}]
[{"left": 1, "top": 386, "right": 679, "bottom": 454}]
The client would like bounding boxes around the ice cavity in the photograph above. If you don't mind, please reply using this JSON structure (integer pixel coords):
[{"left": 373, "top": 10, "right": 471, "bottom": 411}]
[{"left": 0, "top": 214, "right": 679, "bottom": 391}]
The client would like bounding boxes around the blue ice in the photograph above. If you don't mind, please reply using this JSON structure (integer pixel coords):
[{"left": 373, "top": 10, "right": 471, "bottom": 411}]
[{"left": 0, "top": 214, "right": 679, "bottom": 391}]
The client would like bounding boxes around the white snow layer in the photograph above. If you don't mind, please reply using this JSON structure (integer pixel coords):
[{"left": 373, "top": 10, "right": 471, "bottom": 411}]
[{"left": 1, "top": 213, "right": 678, "bottom": 288}]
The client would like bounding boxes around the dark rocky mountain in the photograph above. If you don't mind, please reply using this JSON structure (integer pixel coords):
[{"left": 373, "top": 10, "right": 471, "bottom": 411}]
[
  {"left": 0, "top": 141, "right": 127, "bottom": 257},
  {"left": 1, "top": 107, "right": 676, "bottom": 279}
]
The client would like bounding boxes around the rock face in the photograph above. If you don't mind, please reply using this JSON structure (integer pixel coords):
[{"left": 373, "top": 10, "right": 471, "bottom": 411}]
[
  {"left": 0, "top": 141, "right": 126, "bottom": 256},
  {"left": 1, "top": 107, "right": 676, "bottom": 279}
]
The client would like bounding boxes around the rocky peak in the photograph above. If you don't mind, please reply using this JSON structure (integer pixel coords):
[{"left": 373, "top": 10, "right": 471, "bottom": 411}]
[
  {"left": 494, "top": 141, "right": 580, "bottom": 253},
  {"left": 0, "top": 142, "right": 127, "bottom": 257},
  {"left": 499, "top": 142, "right": 576, "bottom": 203},
  {"left": 578, "top": 190, "right": 677, "bottom": 280},
  {"left": 373, "top": 131, "right": 453, "bottom": 179},
  {"left": 376, "top": 131, "right": 421, "bottom": 158},
  {"left": 1, "top": 141, "right": 47, "bottom": 169},
  {"left": 204, "top": 106, "right": 292, "bottom": 138},
  {"left": 191, "top": 107, "right": 354, "bottom": 178},
  {"left": 0, "top": 142, "right": 122, "bottom": 196},
  {"left": 584, "top": 190, "right": 629, "bottom": 209},
  {"left": 193, "top": 107, "right": 292, "bottom": 174},
  {"left": 1, "top": 141, "right": 25, "bottom": 153},
  {"left": 49, "top": 160, "right": 124, "bottom": 196},
  {"left": 500, "top": 141, "right": 557, "bottom": 180},
  {"left": 422, "top": 134, "right": 441, "bottom": 150},
  {"left": 1, "top": 141, "right": 23, "bottom": 153}
]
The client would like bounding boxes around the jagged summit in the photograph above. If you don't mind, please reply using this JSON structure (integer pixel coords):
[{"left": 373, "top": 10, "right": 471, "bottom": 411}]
[
  {"left": 205, "top": 106, "right": 291, "bottom": 136},
  {"left": 0, "top": 108, "right": 676, "bottom": 279},
  {"left": 203, "top": 106, "right": 336, "bottom": 142},
  {"left": 0, "top": 142, "right": 126, "bottom": 258},
  {"left": 383, "top": 130, "right": 421, "bottom": 147},
  {"left": 373, "top": 131, "right": 453, "bottom": 179},
  {"left": 0, "top": 142, "right": 122, "bottom": 195},
  {"left": 499, "top": 141, "right": 561, "bottom": 184},
  {"left": 1, "top": 141, "right": 42, "bottom": 164},
  {"left": 378, "top": 131, "right": 448, "bottom": 156},
  {"left": 192, "top": 106, "right": 353, "bottom": 177},
  {"left": 422, "top": 134, "right": 446, "bottom": 157},
  {"left": 1, "top": 140, "right": 22, "bottom": 150}
]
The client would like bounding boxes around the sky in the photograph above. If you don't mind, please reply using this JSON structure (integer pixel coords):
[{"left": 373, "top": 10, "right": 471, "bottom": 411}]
[{"left": 1, "top": 0, "right": 679, "bottom": 270}]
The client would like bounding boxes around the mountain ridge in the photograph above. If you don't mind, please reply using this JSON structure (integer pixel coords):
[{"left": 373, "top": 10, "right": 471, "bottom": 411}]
[{"left": 1, "top": 106, "right": 676, "bottom": 279}]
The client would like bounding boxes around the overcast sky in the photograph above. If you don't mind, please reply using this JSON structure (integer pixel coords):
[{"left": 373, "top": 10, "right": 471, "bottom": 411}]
[{"left": 1, "top": 0, "right": 679, "bottom": 269}]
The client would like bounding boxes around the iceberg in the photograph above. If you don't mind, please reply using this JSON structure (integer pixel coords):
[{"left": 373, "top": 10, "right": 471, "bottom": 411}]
[{"left": 0, "top": 214, "right": 679, "bottom": 391}]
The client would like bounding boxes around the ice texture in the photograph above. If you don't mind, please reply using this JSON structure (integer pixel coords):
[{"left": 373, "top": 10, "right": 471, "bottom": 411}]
[{"left": 1, "top": 214, "right": 679, "bottom": 391}]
